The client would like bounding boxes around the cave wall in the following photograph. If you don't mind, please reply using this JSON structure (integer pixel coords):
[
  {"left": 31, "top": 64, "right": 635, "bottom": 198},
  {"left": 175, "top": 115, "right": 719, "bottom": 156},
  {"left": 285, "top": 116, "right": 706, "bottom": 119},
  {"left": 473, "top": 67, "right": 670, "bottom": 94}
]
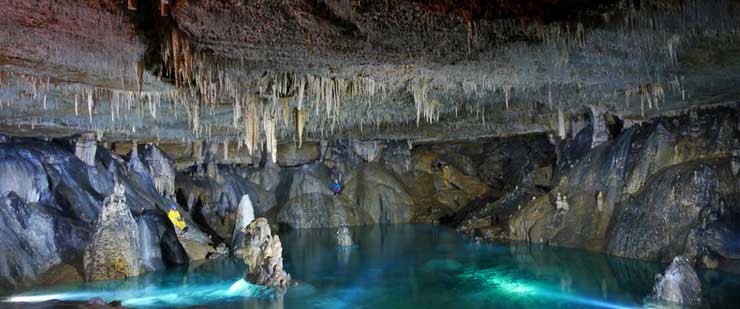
[{"left": 459, "top": 107, "right": 740, "bottom": 272}]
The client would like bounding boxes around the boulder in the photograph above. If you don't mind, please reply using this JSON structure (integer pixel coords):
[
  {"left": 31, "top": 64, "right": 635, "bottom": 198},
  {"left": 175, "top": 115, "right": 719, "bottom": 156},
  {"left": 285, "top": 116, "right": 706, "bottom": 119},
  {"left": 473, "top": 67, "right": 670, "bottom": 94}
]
[
  {"left": 652, "top": 256, "right": 702, "bottom": 305},
  {"left": 83, "top": 183, "right": 141, "bottom": 281},
  {"left": 243, "top": 218, "right": 291, "bottom": 289},
  {"left": 336, "top": 225, "right": 353, "bottom": 246}
]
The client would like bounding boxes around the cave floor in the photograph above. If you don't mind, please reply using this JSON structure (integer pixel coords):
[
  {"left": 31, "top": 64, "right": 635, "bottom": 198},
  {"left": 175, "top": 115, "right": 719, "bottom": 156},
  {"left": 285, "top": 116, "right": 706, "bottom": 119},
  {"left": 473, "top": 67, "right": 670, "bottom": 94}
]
[{"left": 4, "top": 225, "right": 739, "bottom": 309}]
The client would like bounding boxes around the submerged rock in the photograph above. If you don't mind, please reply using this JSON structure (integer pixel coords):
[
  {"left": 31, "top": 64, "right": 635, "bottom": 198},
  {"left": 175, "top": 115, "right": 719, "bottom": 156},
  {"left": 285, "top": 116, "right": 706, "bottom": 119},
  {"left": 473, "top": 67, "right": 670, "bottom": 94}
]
[
  {"left": 336, "top": 225, "right": 353, "bottom": 246},
  {"left": 243, "top": 218, "right": 291, "bottom": 289},
  {"left": 83, "top": 183, "right": 141, "bottom": 281},
  {"left": 652, "top": 256, "right": 702, "bottom": 305}
]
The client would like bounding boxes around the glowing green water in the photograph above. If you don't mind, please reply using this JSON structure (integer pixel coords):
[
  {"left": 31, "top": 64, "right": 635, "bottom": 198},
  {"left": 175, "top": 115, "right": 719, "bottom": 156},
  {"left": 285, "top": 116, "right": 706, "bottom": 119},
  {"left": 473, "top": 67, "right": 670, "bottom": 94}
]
[{"left": 5, "top": 225, "right": 740, "bottom": 308}]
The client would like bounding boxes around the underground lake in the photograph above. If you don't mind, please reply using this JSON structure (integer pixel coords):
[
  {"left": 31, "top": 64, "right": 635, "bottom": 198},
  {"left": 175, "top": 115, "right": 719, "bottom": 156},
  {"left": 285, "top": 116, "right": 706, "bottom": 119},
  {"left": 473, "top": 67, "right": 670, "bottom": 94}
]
[{"left": 5, "top": 225, "right": 740, "bottom": 309}]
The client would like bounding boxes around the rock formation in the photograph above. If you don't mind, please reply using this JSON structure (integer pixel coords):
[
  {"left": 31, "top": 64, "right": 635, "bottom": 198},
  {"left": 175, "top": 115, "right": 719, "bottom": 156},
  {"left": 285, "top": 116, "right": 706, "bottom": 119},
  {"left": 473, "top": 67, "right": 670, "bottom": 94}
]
[
  {"left": 455, "top": 108, "right": 740, "bottom": 273},
  {"left": 231, "top": 194, "right": 256, "bottom": 257},
  {"left": 243, "top": 218, "right": 291, "bottom": 289},
  {"left": 140, "top": 144, "right": 176, "bottom": 196},
  {"left": 336, "top": 226, "right": 353, "bottom": 247},
  {"left": 0, "top": 193, "right": 61, "bottom": 291},
  {"left": 83, "top": 183, "right": 141, "bottom": 281},
  {"left": 74, "top": 132, "right": 97, "bottom": 166},
  {"left": 652, "top": 256, "right": 703, "bottom": 305}
]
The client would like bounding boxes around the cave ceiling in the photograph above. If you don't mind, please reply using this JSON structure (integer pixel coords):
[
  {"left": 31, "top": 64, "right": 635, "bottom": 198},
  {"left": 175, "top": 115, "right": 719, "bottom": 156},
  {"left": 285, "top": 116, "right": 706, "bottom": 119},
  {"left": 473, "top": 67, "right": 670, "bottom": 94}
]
[{"left": 0, "top": 0, "right": 739, "bottom": 144}]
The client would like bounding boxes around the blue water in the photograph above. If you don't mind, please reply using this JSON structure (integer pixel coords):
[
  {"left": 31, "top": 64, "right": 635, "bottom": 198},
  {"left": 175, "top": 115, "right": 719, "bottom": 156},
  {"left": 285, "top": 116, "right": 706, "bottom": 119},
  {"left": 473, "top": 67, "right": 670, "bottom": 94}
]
[{"left": 5, "top": 225, "right": 740, "bottom": 308}]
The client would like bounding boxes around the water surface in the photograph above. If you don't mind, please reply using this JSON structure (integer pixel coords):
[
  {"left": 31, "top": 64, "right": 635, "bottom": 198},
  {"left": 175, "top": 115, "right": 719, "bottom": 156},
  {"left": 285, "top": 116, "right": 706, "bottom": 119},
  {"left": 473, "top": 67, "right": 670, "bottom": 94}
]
[{"left": 6, "top": 225, "right": 740, "bottom": 308}]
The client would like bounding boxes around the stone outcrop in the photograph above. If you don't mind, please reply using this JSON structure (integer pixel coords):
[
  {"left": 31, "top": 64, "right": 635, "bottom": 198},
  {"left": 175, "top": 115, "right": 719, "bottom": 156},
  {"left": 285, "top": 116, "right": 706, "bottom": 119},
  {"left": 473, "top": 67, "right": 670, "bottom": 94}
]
[
  {"left": 652, "top": 256, "right": 702, "bottom": 305},
  {"left": 342, "top": 163, "right": 413, "bottom": 224},
  {"left": 336, "top": 226, "right": 353, "bottom": 247},
  {"left": 275, "top": 162, "right": 374, "bottom": 228},
  {"left": 277, "top": 193, "right": 374, "bottom": 228},
  {"left": 83, "top": 183, "right": 141, "bottom": 281},
  {"left": 0, "top": 136, "right": 190, "bottom": 292},
  {"left": 140, "top": 144, "right": 176, "bottom": 196},
  {"left": 173, "top": 224, "right": 216, "bottom": 261},
  {"left": 456, "top": 108, "right": 740, "bottom": 272},
  {"left": 243, "top": 218, "right": 291, "bottom": 289},
  {"left": 0, "top": 193, "right": 63, "bottom": 291},
  {"left": 175, "top": 166, "right": 273, "bottom": 243}
]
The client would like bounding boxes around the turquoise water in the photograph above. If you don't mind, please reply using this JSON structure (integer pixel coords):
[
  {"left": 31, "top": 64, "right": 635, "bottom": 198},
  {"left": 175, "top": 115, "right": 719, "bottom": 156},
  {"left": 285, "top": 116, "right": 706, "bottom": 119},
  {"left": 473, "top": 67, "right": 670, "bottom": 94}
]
[{"left": 5, "top": 225, "right": 740, "bottom": 308}]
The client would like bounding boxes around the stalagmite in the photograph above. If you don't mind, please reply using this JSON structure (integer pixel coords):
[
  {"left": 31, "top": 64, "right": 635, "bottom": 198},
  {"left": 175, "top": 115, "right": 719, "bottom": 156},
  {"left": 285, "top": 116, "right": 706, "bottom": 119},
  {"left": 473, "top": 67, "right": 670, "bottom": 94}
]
[
  {"left": 84, "top": 183, "right": 141, "bottom": 281},
  {"left": 243, "top": 218, "right": 290, "bottom": 288}
]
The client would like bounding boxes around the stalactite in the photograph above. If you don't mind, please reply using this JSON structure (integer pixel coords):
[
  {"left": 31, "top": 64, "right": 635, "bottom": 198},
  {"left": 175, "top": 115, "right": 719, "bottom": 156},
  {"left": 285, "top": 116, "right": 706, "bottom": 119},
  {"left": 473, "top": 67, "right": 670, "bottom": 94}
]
[
  {"left": 87, "top": 91, "right": 94, "bottom": 124},
  {"left": 136, "top": 61, "right": 144, "bottom": 96},
  {"left": 160, "top": 0, "right": 170, "bottom": 17},
  {"left": 504, "top": 85, "right": 512, "bottom": 110},
  {"left": 640, "top": 86, "right": 646, "bottom": 118},
  {"left": 262, "top": 105, "right": 277, "bottom": 163},
  {"left": 557, "top": 107, "right": 566, "bottom": 138},
  {"left": 233, "top": 94, "right": 241, "bottom": 128},
  {"left": 244, "top": 95, "right": 260, "bottom": 156},
  {"left": 576, "top": 22, "right": 586, "bottom": 48},
  {"left": 183, "top": 39, "right": 192, "bottom": 84},
  {"left": 652, "top": 83, "right": 665, "bottom": 110},
  {"left": 171, "top": 29, "right": 181, "bottom": 87},
  {"left": 295, "top": 108, "right": 307, "bottom": 148}
]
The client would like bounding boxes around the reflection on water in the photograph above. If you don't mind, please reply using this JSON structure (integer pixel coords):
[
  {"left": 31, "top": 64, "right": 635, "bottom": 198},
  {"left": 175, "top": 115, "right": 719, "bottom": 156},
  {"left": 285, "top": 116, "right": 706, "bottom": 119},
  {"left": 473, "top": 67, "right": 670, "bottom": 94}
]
[{"left": 5, "top": 225, "right": 740, "bottom": 308}]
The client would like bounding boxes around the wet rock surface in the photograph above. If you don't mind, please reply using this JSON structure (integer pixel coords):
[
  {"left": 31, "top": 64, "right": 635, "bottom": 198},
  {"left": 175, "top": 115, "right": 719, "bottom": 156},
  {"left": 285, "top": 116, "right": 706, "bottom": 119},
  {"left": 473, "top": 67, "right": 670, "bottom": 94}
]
[
  {"left": 453, "top": 107, "right": 740, "bottom": 272},
  {"left": 243, "top": 218, "right": 291, "bottom": 289},
  {"left": 0, "top": 136, "right": 190, "bottom": 292},
  {"left": 83, "top": 184, "right": 141, "bottom": 281},
  {"left": 652, "top": 256, "right": 703, "bottom": 305}
]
